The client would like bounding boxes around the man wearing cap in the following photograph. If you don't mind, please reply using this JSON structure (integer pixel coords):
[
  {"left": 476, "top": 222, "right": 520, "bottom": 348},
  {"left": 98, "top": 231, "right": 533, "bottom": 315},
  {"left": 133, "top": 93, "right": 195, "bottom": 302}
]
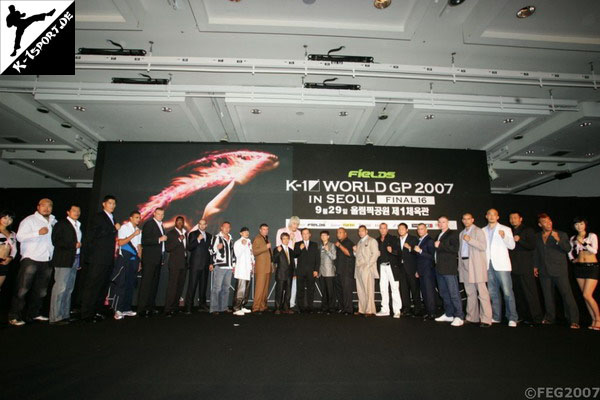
[{"left": 233, "top": 227, "right": 254, "bottom": 316}]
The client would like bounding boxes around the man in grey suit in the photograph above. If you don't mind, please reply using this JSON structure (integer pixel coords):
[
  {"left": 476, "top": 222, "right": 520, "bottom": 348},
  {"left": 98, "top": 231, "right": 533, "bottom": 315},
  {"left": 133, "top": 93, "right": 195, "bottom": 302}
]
[
  {"left": 353, "top": 225, "right": 380, "bottom": 316},
  {"left": 534, "top": 213, "right": 580, "bottom": 329},
  {"left": 458, "top": 213, "right": 493, "bottom": 327}
]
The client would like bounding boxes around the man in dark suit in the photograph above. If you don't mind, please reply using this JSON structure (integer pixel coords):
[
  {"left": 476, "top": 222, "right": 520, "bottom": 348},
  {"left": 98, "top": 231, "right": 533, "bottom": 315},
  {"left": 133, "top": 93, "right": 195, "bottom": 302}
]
[
  {"left": 273, "top": 232, "right": 294, "bottom": 314},
  {"left": 164, "top": 216, "right": 188, "bottom": 317},
  {"left": 334, "top": 227, "right": 355, "bottom": 315},
  {"left": 49, "top": 205, "right": 82, "bottom": 324},
  {"left": 396, "top": 223, "right": 422, "bottom": 317},
  {"left": 292, "top": 228, "right": 320, "bottom": 313},
  {"left": 414, "top": 223, "right": 437, "bottom": 320},
  {"left": 185, "top": 219, "right": 212, "bottom": 313},
  {"left": 433, "top": 216, "right": 464, "bottom": 326},
  {"left": 534, "top": 213, "right": 580, "bottom": 329},
  {"left": 509, "top": 211, "right": 543, "bottom": 325},
  {"left": 81, "top": 195, "right": 118, "bottom": 322},
  {"left": 137, "top": 207, "right": 168, "bottom": 317}
]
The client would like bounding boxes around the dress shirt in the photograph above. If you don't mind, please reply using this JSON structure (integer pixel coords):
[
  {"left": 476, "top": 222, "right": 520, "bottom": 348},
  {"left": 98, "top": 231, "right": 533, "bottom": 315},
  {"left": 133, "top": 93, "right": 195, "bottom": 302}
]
[
  {"left": 16, "top": 211, "right": 56, "bottom": 262},
  {"left": 67, "top": 216, "right": 82, "bottom": 255}
]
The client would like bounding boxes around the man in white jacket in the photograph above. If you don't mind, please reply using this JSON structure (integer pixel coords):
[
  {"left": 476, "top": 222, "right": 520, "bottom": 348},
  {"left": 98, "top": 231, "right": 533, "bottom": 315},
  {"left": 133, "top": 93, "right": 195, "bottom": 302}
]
[
  {"left": 233, "top": 227, "right": 255, "bottom": 316},
  {"left": 483, "top": 208, "right": 518, "bottom": 327}
]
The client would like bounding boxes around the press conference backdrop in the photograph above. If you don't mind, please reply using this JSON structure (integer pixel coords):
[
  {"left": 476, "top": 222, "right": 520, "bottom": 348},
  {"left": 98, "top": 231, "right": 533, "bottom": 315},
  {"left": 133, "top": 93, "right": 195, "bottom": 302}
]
[{"left": 92, "top": 142, "right": 491, "bottom": 305}]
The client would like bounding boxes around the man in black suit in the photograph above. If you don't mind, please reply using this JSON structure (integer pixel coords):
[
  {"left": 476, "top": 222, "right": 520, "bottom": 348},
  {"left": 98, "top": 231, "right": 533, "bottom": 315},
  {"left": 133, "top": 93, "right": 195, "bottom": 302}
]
[
  {"left": 81, "top": 195, "right": 119, "bottom": 322},
  {"left": 414, "top": 223, "right": 437, "bottom": 320},
  {"left": 185, "top": 219, "right": 212, "bottom": 313},
  {"left": 433, "top": 216, "right": 464, "bottom": 326},
  {"left": 396, "top": 223, "right": 422, "bottom": 317},
  {"left": 292, "top": 228, "right": 320, "bottom": 313},
  {"left": 273, "top": 232, "right": 294, "bottom": 314},
  {"left": 509, "top": 211, "right": 543, "bottom": 325},
  {"left": 534, "top": 213, "right": 580, "bottom": 328},
  {"left": 334, "top": 227, "right": 355, "bottom": 315},
  {"left": 137, "top": 207, "right": 168, "bottom": 317},
  {"left": 164, "top": 216, "right": 188, "bottom": 317},
  {"left": 49, "top": 205, "right": 82, "bottom": 324}
]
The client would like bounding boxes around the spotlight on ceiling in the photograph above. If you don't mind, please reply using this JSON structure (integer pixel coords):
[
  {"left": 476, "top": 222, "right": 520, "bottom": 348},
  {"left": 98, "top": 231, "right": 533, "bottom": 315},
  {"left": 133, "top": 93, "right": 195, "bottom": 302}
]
[
  {"left": 579, "top": 122, "right": 592, "bottom": 127},
  {"left": 251, "top": 109, "right": 261, "bottom": 115},
  {"left": 448, "top": 0, "right": 465, "bottom": 6},
  {"left": 73, "top": 105, "right": 86, "bottom": 112},
  {"left": 488, "top": 165, "right": 499, "bottom": 181},
  {"left": 516, "top": 5, "right": 535, "bottom": 18},
  {"left": 82, "top": 149, "right": 96, "bottom": 170},
  {"left": 161, "top": 106, "right": 172, "bottom": 112},
  {"left": 503, "top": 118, "right": 514, "bottom": 124},
  {"left": 425, "top": 114, "right": 434, "bottom": 120},
  {"left": 339, "top": 111, "right": 348, "bottom": 117},
  {"left": 374, "top": 0, "right": 391, "bottom": 9}
]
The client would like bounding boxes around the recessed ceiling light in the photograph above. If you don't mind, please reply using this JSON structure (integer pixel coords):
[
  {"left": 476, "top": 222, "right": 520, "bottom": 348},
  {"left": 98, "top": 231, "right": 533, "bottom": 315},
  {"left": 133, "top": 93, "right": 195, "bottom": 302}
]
[
  {"left": 374, "top": 0, "right": 391, "bottom": 9},
  {"left": 516, "top": 6, "right": 535, "bottom": 18},
  {"left": 503, "top": 118, "right": 514, "bottom": 124},
  {"left": 251, "top": 109, "right": 261, "bottom": 115},
  {"left": 36, "top": 107, "right": 49, "bottom": 113},
  {"left": 73, "top": 105, "right": 86, "bottom": 112},
  {"left": 557, "top": 162, "right": 566, "bottom": 166},
  {"left": 67, "top": 150, "right": 76, "bottom": 154},
  {"left": 509, "top": 160, "right": 518, "bottom": 164},
  {"left": 339, "top": 111, "right": 348, "bottom": 117},
  {"left": 161, "top": 106, "right": 172, "bottom": 112},
  {"left": 425, "top": 114, "right": 434, "bottom": 120},
  {"left": 537, "top": 171, "right": 545, "bottom": 175},
  {"left": 296, "top": 111, "right": 304, "bottom": 116},
  {"left": 36, "top": 150, "right": 46, "bottom": 153},
  {"left": 61, "top": 122, "right": 72, "bottom": 128},
  {"left": 531, "top": 162, "right": 539, "bottom": 166},
  {"left": 378, "top": 114, "right": 389, "bottom": 120},
  {"left": 30, "top": 160, "right": 35, "bottom": 164},
  {"left": 302, "top": 0, "right": 316, "bottom": 4},
  {"left": 513, "top": 135, "right": 524, "bottom": 140},
  {"left": 45, "top": 138, "right": 55, "bottom": 142},
  {"left": 579, "top": 122, "right": 592, "bottom": 127},
  {"left": 525, "top": 150, "right": 534, "bottom": 154},
  {"left": 448, "top": 0, "right": 465, "bottom": 6},
  {"left": 585, "top": 152, "right": 595, "bottom": 157}
]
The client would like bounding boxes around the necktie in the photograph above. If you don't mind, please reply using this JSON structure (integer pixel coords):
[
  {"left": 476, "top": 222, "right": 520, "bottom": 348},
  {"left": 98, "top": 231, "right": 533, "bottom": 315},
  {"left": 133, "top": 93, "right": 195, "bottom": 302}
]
[{"left": 285, "top": 247, "right": 290, "bottom": 264}]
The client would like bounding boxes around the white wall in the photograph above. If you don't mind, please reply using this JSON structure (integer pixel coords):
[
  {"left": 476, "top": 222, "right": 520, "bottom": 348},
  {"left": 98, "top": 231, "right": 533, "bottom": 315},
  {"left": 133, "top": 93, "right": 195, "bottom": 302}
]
[
  {"left": 0, "top": 159, "right": 68, "bottom": 188},
  {"left": 520, "top": 164, "right": 600, "bottom": 197}
]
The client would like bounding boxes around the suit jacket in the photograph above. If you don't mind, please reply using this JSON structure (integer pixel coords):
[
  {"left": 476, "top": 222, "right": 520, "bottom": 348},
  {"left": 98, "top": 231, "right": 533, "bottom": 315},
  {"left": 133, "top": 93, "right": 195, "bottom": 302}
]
[
  {"left": 355, "top": 235, "right": 380, "bottom": 279},
  {"left": 273, "top": 245, "right": 294, "bottom": 281},
  {"left": 141, "top": 219, "right": 164, "bottom": 265},
  {"left": 86, "top": 211, "right": 117, "bottom": 265},
  {"left": 187, "top": 230, "right": 212, "bottom": 270},
  {"left": 509, "top": 225, "right": 536, "bottom": 275},
  {"left": 434, "top": 229, "right": 459, "bottom": 275},
  {"left": 483, "top": 223, "right": 515, "bottom": 271},
  {"left": 335, "top": 238, "right": 355, "bottom": 277},
  {"left": 397, "top": 234, "right": 419, "bottom": 275},
  {"left": 51, "top": 218, "right": 79, "bottom": 268},
  {"left": 458, "top": 225, "right": 488, "bottom": 283},
  {"left": 293, "top": 240, "right": 320, "bottom": 276},
  {"left": 414, "top": 235, "right": 435, "bottom": 271},
  {"left": 252, "top": 234, "right": 272, "bottom": 275},
  {"left": 534, "top": 230, "right": 571, "bottom": 277},
  {"left": 165, "top": 228, "right": 187, "bottom": 270},
  {"left": 377, "top": 234, "right": 400, "bottom": 280}
]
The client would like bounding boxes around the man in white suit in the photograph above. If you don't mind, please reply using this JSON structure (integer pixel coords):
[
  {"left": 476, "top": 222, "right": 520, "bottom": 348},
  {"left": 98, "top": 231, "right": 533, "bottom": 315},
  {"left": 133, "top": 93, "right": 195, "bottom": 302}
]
[
  {"left": 458, "top": 213, "right": 493, "bottom": 327},
  {"left": 353, "top": 225, "right": 380, "bottom": 316},
  {"left": 483, "top": 209, "right": 518, "bottom": 327}
]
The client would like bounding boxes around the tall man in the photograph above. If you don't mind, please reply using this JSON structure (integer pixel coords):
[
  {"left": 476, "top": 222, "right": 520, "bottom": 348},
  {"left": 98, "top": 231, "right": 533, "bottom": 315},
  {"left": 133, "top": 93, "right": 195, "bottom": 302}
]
[
  {"left": 396, "top": 223, "right": 422, "bottom": 317},
  {"left": 483, "top": 208, "right": 518, "bottom": 327},
  {"left": 252, "top": 223, "right": 272, "bottom": 313},
  {"left": 376, "top": 223, "right": 401, "bottom": 318},
  {"left": 353, "top": 225, "right": 379, "bottom": 317},
  {"left": 434, "top": 216, "right": 464, "bottom": 326},
  {"left": 9, "top": 198, "right": 56, "bottom": 326},
  {"left": 233, "top": 227, "right": 254, "bottom": 316},
  {"left": 137, "top": 207, "right": 167, "bottom": 317},
  {"left": 318, "top": 231, "right": 337, "bottom": 314},
  {"left": 334, "top": 228, "right": 355, "bottom": 315},
  {"left": 81, "top": 195, "right": 119, "bottom": 322},
  {"left": 186, "top": 219, "right": 212, "bottom": 312},
  {"left": 49, "top": 205, "right": 82, "bottom": 325},
  {"left": 164, "top": 216, "right": 188, "bottom": 317},
  {"left": 414, "top": 223, "right": 436, "bottom": 320},
  {"left": 273, "top": 233, "right": 294, "bottom": 314},
  {"left": 276, "top": 216, "right": 302, "bottom": 309},
  {"left": 111, "top": 210, "right": 142, "bottom": 320},
  {"left": 458, "top": 213, "right": 492, "bottom": 327},
  {"left": 209, "top": 221, "right": 235, "bottom": 314},
  {"left": 509, "top": 211, "right": 543, "bottom": 325},
  {"left": 293, "top": 228, "right": 320, "bottom": 313},
  {"left": 534, "top": 213, "right": 580, "bottom": 329}
]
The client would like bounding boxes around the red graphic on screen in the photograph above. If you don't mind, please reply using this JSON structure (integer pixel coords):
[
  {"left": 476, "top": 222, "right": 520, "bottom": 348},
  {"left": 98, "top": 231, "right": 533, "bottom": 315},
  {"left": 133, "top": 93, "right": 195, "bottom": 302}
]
[{"left": 137, "top": 150, "right": 279, "bottom": 227}]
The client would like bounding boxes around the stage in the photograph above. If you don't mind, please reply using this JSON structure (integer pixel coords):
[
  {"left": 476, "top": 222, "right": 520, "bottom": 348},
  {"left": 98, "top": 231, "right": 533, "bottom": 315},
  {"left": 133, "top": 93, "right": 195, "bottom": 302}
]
[{"left": 3, "top": 312, "right": 599, "bottom": 400}]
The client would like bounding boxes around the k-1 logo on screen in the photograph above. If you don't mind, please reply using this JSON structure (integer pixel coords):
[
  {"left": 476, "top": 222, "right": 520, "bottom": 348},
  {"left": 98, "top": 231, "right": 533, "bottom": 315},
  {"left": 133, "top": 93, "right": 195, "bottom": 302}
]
[{"left": 0, "top": 1, "right": 74, "bottom": 75}]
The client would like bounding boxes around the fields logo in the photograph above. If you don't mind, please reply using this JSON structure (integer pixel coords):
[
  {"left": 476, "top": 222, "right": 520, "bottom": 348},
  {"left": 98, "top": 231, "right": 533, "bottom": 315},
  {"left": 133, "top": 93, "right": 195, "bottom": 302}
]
[
  {"left": 348, "top": 169, "right": 396, "bottom": 179},
  {"left": 1, "top": 1, "right": 74, "bottom": 75}
]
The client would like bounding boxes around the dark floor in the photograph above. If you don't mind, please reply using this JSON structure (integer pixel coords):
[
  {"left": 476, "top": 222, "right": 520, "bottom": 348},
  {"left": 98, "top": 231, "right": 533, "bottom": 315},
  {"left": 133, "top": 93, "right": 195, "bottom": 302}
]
[{"left": 2, "top": 311, "right": 599, "bottom": 400}]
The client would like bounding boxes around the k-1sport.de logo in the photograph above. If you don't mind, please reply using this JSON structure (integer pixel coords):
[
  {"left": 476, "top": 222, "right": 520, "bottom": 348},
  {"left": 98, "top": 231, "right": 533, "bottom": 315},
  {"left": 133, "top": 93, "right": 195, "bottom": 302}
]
[{"left": 0, "top": 1, "right": 74, "bottom": 75}]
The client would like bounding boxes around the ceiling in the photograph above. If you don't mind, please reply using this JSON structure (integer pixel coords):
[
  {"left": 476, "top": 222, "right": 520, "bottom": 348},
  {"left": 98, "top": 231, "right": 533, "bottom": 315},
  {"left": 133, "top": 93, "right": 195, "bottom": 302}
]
[{"left": 1, "top": 0, "right": 600, "bottom": 192}]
